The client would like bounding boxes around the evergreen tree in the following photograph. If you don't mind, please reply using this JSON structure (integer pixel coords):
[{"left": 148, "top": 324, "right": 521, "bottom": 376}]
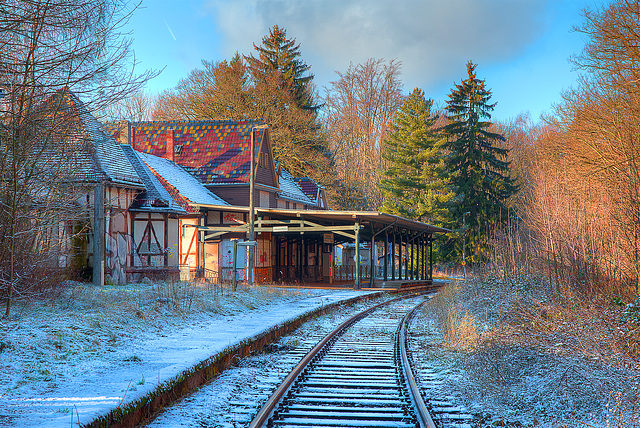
[
  {"left": 246, "top": 25, "right": 318, "bottom": 112},
  {"left": 380, "top": 88, "right": 453, "bottom": 224},
  {"left": 443, "top": 61, "right": 517, "bottom": 262},
  {"left": 156, "top": 29, "right": 332, "bottom": 186}
]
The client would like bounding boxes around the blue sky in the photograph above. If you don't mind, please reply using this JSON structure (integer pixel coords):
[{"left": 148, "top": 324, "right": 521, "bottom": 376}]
[{"left": 125, "top": 0, "right": 604, "bottom": 123}]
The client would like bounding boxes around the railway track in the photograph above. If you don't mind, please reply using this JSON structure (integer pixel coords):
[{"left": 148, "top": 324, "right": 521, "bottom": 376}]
[{"left": 248, "top": 296, "right": 437, "bottom": 428}]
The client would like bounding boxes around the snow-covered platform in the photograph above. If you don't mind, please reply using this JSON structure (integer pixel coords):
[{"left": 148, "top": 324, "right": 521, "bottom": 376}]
[{"left": 0, "top": 289, "right": 385, "bottom": 427}]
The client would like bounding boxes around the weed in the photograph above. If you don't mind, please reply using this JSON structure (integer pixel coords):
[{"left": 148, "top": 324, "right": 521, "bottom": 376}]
[{"left": 123, "top": 355, "right": 141, "bottom": 362}]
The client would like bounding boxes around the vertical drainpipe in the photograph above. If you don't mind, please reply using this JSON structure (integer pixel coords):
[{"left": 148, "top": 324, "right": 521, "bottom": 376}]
[
  {"left": 93, "top": 182, "right": 105, "bottom": 286},
  {"left": 164, "top": 213, "right": 169, "bottom": 268},
  {"left": 354, "top": 219, "right": 360, "bottom": 289},
  {"left": 199, "top": 214, "right": 204, "bottom": 276}
]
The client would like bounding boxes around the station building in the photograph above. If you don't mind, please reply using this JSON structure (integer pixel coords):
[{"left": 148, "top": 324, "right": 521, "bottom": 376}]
[{"left": 49, "top": 89, "right": 446, "bottom": 288}]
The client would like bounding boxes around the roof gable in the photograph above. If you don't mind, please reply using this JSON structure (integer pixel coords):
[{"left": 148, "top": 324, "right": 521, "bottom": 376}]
[
  {"left": 293, "top": 177, "right": 321, "bottom": 203},
  {"left": 121, "top": 145, "right": 185, "bottom": 213},
  {"left": 278, "top": 167, "right": 314, "bottom": 205},
  {"left": 128, "top": 120, "right": 276, "bottom": 186}
]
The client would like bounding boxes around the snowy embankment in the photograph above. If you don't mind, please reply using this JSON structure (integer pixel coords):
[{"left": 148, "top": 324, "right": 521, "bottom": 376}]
[
  {"left": 0, "top": 281, "right": 378, "bottom": 427},
  {"left": 410, "top": 276, "right": 640, "bottom": 427}
]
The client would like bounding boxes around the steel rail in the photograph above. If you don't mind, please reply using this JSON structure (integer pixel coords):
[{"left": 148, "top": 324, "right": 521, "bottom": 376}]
[
  {"left": 398, "top": 302, "right": 438, "bottom": 428},
  {"left": 248, "top": 293, "right": 423, "bottom": 428}
]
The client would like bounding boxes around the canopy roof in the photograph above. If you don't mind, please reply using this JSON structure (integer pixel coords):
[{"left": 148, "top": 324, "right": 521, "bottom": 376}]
[
  {"left": 255, "top": 209, "right": 449, "bottom": 241},
  {"left": 190, "top": 205, "right": 449, "bottom": 243}
]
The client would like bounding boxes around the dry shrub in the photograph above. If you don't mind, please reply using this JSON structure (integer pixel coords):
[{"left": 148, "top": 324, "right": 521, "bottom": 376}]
[
  {"left": 150, "top": 281, "right": 196, "bottom": 313},
  {"left": 420, "top": 275, "right": 640, "bottom": 425},
  {"left": 427, "top": 281, "right": 479, "bottom": 351},
  {"left": 443, "top": 306, "right": 478, "bottom": 351}
]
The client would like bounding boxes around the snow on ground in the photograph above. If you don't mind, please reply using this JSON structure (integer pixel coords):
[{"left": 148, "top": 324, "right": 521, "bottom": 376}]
[
  {"left": 5, "top": 276, "right": 635, "bottom": 428},
  {"left": 0, "top": 280, "right": 378, "bottom": 427},
  {"left": 144, "top": 296, "right": 392, "bottom": 427},
  {"left": 409, "top": 277, "right": 640, "bottom": 428}
]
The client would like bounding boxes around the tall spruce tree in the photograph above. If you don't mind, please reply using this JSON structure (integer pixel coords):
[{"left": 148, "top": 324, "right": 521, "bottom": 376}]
[
  {"left": 246, "top": 25, "right": 318, "bottom": 112},
  {"left": 380, "top": 88, "right": 453, "bottom": 224},
  {"left": 443, "top": 61, "right": 517, "bottom": 262}
]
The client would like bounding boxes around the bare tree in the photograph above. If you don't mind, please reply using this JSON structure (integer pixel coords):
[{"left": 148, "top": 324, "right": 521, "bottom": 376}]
[
  {"left": 153, "top": 54, "right": 332, "bottom": 184},
  {"left": 0, "top": 0, "right": 154, "bottom": 318},
  {"left": 554, "top": 0, "right": 640, "bottom": 294},
  {"left": 153, "top": 57, "right": 250, "bottom": 121},
  {"left": 102, "top": 90, "right": 157, "bottom": 122},
  {"left": 322, "top": 58, "right": 405, "bottom": 210}
]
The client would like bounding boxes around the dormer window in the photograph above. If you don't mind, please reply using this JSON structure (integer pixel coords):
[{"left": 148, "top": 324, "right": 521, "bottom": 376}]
[{"left": 174, "top": 144, "right": 183, "bottom": 155}]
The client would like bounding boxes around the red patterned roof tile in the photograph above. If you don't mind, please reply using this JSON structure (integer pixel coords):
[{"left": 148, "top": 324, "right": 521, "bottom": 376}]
[{"left": 129, "top": 120, "right": 267, "bottom": 185}]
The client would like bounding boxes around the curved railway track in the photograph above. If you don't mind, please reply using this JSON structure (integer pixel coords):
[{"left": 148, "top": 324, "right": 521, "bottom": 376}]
[{"left": 248, "top": 296, "right": 437, "bottom": 428}]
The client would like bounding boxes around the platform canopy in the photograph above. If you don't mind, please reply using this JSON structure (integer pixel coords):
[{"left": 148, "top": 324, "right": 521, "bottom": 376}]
[
  {"left": 188, "top": 205, "right": 449, "bottom": 287},
  {"left": 189, "top": 206, "right": 449, "bottom": 242},
  {"left": 252, "top": 209, "right": 449, "bottom": 242}
]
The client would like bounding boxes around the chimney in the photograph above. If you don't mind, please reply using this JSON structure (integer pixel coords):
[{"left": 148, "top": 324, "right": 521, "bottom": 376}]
[{"left": 165, "top": 130, "right": 174, "bottom": 162}]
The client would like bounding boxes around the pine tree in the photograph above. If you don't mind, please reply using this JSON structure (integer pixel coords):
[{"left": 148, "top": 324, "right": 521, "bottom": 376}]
[
  {"left": 443, "top": 61, "right": 517, "bottom": 262},
  {"left": 380, "top": 88, "right": 453, "bottom": 224},
  {"left": 246, "top": 25, "right": 318, "bottom": 112}
]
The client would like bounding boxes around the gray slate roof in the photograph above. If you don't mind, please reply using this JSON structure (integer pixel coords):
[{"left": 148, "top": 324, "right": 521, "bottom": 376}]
[
  {"left": 121, "top": 145, "right": 186, "bottom": 214},
  {"left": 40, "top": 88, "right": 142, "bottom": 186},
  {"left": 137, "top": 151, "right": 229, "bottom": 209}
]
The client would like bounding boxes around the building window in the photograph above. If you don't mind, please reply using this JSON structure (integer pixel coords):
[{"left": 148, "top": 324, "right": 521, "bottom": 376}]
[{"left": 259, "top": 191, "right": 269, "bottom": 208}]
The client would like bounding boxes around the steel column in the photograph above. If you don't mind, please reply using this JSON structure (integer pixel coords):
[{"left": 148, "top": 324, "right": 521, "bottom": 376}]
[
  {"left": 429, "top": 238, "right": 433, "bottom": 280},
  {"left": 354, "top": 219, "right": 360, "bottom": 289},
  {"left": 370, "top": 223, "right": 375, "bottom": 288},
  {"left": 410, "top": 235, "right": 414, "bottom": 280},
  {"left": 391, "top": 230, "right": 396, "bottom": 280},
  {"left": 384, "top": 231, "right": 388, "bottom": 281}
]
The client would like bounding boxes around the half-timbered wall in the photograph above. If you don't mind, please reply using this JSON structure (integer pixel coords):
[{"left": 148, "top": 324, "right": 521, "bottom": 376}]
[
  {"left": 62, "top": 185, "right": 139, "bottom": 284},
  {"left": 179, "top": 217, "right": 200, "bottom": 272},
  {"left": 104, "top": 186, "right": 139, "bottom": 284},
  {"left": 130, "top": 211, "right": 179, "bottom": 280}
]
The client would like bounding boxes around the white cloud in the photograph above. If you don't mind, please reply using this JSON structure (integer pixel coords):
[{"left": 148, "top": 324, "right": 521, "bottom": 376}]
[{"left": 205, "top": 0, "right": 548, "bottom": 91}]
